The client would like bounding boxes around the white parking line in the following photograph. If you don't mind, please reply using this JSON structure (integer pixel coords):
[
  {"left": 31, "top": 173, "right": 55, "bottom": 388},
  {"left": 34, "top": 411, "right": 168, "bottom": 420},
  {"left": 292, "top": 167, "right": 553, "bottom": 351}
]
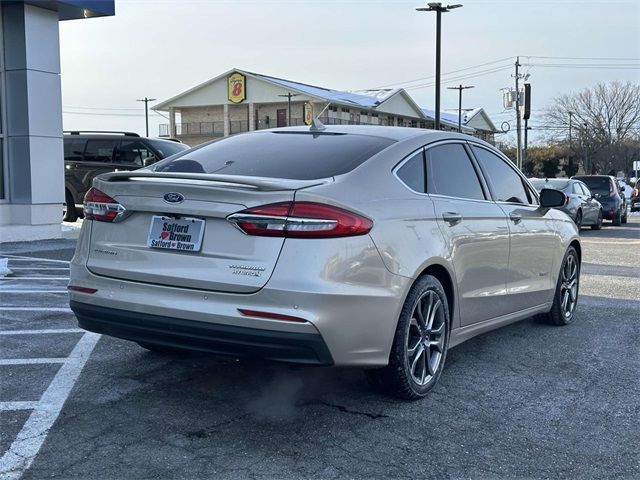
[
  {"left": 2, "top": 255, "right": 70, "bottom": 265},
  {"left": 0, "top": 402, "right": 39, "bottom": 411},
  {"left": 0, "top": 329, "right": 83, "bottom": 335},
  {"left": 1, "top": 277, "right": 70, "bottom": 281},
  {"left": 0, "top": 358, "right": 67, "bottom": 365},
  {"left": 1, "top": 307, "right": 71, "bottom": 312},
  {"left": 0, "top": 332, "right": 100, "bottom": 480},
  {"left": 0, "top": 290, "right": 68, "bottom": 294},
  {"left": 8, "top": 268, "right": 69, "bottom": 271}
]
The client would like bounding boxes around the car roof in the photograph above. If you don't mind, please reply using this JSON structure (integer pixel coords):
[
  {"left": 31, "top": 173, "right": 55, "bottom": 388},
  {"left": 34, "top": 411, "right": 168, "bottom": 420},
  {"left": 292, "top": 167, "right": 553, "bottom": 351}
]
[{"left": 267, "top": 125, "right": 476, "bottom": 143}]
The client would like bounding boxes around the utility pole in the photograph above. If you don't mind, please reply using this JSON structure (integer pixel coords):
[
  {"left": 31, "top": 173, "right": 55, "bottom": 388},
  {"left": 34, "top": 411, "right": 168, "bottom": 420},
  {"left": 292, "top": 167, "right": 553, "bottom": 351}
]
[
  {"left": 136, "top": 97, "right": 156, "bottom": 137},
  {"left": 447, "top": 84, "right": 474, "bottom": 132},
  {"left": 568, "top": 110, "right": 573, "bottom": 150},
  {"left": 524, "top": 120, "right": 531, "bottom": 169},
  {"left": 514, "top": 57, "right": 522, "bottom": 170},
  {"left": 416, "top": 2, "right": 463, "bottom": 131},
  {"left": 278, "top": 92, "right": 299, "bottom": 127},
  {"left": 583, "top": 122, "right": 589, "bottom": 173}
]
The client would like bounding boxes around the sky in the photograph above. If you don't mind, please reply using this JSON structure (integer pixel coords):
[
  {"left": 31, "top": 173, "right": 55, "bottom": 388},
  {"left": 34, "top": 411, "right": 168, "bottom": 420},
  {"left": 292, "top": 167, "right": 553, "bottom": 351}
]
[{"left": 59, "top": 0, "right": 640, "bottom": 144}]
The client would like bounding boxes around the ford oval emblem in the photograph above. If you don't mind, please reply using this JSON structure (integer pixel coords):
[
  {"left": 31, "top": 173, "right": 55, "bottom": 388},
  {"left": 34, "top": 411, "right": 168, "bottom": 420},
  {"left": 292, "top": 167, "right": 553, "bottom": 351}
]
[{"left": 163, "top": 192, "right": 184, "bottom": 204}]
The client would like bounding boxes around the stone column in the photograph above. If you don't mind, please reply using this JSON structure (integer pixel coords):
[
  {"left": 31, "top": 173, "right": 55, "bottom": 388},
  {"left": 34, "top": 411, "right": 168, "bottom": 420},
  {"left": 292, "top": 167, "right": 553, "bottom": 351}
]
[
  {"left": 0, "top": 3, "right": 64, "bottom": 241},
  {"left": 223, "top": 104, "right": 230, "bottom": 136},
  {"left": 169, "top": 107, "right": 176, "bottom": 137},
  {"left": 248, "top": 103, "right": 256, "bottom": 131}
]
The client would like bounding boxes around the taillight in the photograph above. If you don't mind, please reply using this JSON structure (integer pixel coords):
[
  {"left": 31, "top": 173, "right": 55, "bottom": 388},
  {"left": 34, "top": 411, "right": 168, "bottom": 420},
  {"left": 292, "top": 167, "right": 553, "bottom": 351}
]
[
  {"left": 83, "top": 187, "right": 127, "bottom": 222},
  {"left": 227, "top": 201, "right": 373, "bottom": 238}
]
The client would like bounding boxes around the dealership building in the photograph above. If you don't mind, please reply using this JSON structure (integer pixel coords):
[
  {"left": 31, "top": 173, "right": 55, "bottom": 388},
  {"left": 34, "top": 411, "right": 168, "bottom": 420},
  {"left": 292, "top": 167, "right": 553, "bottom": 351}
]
[
  {"left": 0, "top": 1, "right": 115, "bottom": 242},
  {"left": 154, "top": 68, "right": 496, "bottom": 146}
]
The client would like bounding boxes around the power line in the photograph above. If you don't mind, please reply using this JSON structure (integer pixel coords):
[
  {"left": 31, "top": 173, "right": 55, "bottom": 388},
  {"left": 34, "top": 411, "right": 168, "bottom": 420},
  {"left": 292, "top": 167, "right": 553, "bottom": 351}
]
[
  {"left": 524, "top": 63, "right": 640, "bottom": 69},
  {"left": 62, "top": 105, "right": 142, "bottom": 111},
  {"left": 62, "top": 111, "right": 164, "bottom": 117},
  {"left": 404, "top": 65, "right": 512, "bottom": 90},
  {"left": 523, "top": 55, "right": 640, "bottom": 61},
  {"left": 373, "top": 56, "right": 514, "bottom": 89}
]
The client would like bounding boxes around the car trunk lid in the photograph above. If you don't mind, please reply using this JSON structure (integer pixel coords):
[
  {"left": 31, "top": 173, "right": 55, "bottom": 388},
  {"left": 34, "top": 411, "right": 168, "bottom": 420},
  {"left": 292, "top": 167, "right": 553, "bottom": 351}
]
[{"left": 85, "top": 172, "right": 331, "bottom": 293}]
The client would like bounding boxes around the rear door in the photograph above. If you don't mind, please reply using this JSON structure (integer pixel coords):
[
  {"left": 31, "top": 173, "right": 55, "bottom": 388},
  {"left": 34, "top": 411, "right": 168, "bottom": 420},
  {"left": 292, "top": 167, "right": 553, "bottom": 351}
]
[
  {"left": 426, "top": 142, "right": 511, "bottom": 326},
  {"left": 67, "top": 138, "right": 118, "bottom": 201},
  {"left": 470, "top": 144, "right": 560, "bottom": 313},
  {"left": 576, "top": 182, "right": 596, "bottom": 223},
  {"left": 113, "top": 139, "right": 155, "bottom": 171},
  {"left": 64, "top": 137, "right": 87, "bottom": 202}
]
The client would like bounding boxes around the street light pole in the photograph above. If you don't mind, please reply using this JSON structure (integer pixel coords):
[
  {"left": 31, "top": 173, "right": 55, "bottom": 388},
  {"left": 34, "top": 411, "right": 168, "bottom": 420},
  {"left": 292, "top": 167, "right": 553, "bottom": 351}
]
[
  {"left": 278, "top": 92, "right": 299, "bottom": 127},
  {"left": 136, "top": 97, "right": 156, "bottom": 137},
  {"left": 417, "top": 2, "right": 463, "bottom": 131},
  {"left": 447, "top": 84, "right": 474, "bottom": 132}
]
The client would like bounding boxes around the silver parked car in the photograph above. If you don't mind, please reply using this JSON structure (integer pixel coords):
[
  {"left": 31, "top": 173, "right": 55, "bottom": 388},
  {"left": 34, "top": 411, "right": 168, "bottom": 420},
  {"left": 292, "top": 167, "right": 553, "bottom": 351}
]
[
  {"left": 529, "top": 178, "right": 603, "bottom": 230},
  {"left": 69, "top": 126, "right": 581, "bottom": 400}
]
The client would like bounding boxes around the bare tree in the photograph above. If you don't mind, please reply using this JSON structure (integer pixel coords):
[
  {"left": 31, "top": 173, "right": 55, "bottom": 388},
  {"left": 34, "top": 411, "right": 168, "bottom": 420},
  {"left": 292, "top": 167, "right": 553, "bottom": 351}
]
[{"left": 544, "top": 81, "right": 640, "bottom": 174}]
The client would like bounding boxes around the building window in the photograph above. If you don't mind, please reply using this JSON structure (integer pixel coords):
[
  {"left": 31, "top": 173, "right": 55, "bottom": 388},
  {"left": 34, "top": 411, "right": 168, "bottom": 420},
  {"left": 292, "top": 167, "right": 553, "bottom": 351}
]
[{"left": 341, "top": 107, "right": 349, "bottom": 113}]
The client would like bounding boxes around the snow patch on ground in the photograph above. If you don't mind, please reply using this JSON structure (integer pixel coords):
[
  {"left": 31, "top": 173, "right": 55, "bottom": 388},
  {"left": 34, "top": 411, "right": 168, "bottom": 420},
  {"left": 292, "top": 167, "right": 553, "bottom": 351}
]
[{"left": 0, "top": 258, "right": 12, "bottom": 277}]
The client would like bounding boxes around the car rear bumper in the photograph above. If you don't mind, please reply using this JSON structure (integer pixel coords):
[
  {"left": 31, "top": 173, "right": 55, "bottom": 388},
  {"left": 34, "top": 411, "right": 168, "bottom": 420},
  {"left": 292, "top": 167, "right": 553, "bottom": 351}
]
[
  {"left": 71, "top": 300, "right": 334, "bottom": 365},
  {"left": 69, "top": 225, "right": 410, "bottom": 367}
]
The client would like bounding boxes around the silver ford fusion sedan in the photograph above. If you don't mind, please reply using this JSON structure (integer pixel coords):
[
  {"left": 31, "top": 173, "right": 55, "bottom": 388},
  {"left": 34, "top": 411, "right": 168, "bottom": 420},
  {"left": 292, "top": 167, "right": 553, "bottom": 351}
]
[{"left": 69, "top": 125, "right": 581, "bottom": 400}]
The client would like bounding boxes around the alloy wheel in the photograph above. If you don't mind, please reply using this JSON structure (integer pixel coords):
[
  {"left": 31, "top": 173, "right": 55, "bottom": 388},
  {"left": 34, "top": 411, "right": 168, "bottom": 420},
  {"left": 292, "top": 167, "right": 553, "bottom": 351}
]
[
  {"left": 406, "top": 290, "right": 446, "bottom": 386},
  {"left": 560, "top": 254, "right": 578, "bottom": 318}
]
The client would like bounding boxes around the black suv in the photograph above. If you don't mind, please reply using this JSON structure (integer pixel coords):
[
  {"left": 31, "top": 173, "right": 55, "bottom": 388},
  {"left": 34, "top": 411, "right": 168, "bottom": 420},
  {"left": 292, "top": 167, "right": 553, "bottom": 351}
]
[
  {"left": 572, "top": 175, "right": 628, "bottom": 226},
  {"left": 63, "top": 131, "right": 189, "bottom": 221}
]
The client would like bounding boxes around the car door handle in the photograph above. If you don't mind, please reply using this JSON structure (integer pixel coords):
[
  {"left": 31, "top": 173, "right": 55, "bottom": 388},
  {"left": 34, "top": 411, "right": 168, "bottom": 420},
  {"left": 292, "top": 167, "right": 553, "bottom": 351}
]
[
  {"left": 442, "top": 212, "right": 462, "bottom": 226},
  {"left": 509, "top": 212, "right": 522, "bottom": 224}
]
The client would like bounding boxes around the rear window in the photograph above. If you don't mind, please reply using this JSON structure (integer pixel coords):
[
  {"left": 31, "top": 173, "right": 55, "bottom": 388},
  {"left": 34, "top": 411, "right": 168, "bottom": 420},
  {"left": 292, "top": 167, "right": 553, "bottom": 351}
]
[
  {"left": 153, "top": 132, "right": 395, "bottom": 180},
  {"left": 574, "top": 176, "right": 611, "bottom": 194},
  {"left": 146, "top": 139, "right": 189, "bottom": 159}
]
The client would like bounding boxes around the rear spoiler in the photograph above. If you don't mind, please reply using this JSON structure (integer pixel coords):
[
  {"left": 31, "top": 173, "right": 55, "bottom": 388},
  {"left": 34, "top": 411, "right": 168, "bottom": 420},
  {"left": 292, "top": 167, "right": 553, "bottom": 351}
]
[{"left": 97, "top": 171, "right": 333, "bottom": 191}]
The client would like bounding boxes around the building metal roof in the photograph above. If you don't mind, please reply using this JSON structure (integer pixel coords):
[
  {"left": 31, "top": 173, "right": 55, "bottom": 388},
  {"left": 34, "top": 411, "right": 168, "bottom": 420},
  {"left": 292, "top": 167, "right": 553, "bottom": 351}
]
[
  {"left": 153, "top": 68, "right": 493, "bottom": 135},
  {"left": 153, "top": 68, "right": 426, "bottom": 118},
  {"left": 421, "top": 108, "right": 475, "bottom": 133},
  {"left": 443, "top": 108, "right": 498, "bottom": 132}
]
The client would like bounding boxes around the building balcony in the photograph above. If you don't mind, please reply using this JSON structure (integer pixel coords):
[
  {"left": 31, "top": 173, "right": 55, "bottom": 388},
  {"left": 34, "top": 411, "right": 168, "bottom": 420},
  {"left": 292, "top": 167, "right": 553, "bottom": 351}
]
[{"left": 159, "top": 116, "right": 441, "bottom": 138}]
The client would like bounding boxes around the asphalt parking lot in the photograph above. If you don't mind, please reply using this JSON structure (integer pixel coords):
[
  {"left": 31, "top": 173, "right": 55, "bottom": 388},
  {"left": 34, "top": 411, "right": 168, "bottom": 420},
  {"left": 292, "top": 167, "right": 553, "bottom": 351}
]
[{"left": 1, "top": 217, "right": 639, "bottom": 479}]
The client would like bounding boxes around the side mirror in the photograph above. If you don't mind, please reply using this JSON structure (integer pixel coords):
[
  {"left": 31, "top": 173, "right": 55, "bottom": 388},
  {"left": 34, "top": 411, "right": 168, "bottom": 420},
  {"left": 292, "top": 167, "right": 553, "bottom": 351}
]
[
  {"left": 143, "top": 155, "right": 157, "bottom": 167},
  {"left": 540, "top": 188, "right": 566, "bottom": 208}
]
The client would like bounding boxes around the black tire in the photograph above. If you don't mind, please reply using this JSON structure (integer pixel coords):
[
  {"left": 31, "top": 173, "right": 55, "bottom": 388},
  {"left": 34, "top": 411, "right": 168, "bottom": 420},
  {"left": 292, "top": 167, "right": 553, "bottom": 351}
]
[
  {"left": 63, "top": 190, "right": 78, "bottom": 222},
  {"left": 137, "top": 341, "right": 187, "bottom": 355},
  {"left": 621, "top": 210, "right": 628, "bottom": 224},
  {"left": 365, "top": 275, "right": 450, "bottom": 400},
  {"left": 590, "top": 210, "right": 603, "bottom": 230},
  {"left": 612, "top": 209, "right": 622, "bottom": 226},
  {"left": 574, "top": 210, "right": 582, "bottom": 230},
  {"left": 535, "top": 246, "right": 580, "bottom": 326}
]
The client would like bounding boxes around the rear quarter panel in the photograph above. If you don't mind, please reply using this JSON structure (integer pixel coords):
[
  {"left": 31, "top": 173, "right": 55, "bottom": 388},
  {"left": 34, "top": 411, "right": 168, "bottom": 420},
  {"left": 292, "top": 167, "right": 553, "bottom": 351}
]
[{"left": 295, "top": 138, "right": 459, "bottom": 329}]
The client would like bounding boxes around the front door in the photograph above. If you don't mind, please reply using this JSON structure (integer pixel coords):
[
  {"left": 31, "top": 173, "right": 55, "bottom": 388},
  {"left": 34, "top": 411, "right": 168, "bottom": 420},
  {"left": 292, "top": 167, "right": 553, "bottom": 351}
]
[
  {"left": 471, "top": 144, "right": 559, "bottom": 313},
  {"left": 277, "top": 109, "right": 287, "bottom": 127}
]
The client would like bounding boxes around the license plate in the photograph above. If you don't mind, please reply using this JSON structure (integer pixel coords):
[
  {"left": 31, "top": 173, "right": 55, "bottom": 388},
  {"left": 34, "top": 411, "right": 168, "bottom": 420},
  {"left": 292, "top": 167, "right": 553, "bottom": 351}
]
[
  {"left": 634, "top": 202, "right": 640, "bottom": 208},
  {"left": 147, "top": 216, "right": 205, "bottom": 252}
]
